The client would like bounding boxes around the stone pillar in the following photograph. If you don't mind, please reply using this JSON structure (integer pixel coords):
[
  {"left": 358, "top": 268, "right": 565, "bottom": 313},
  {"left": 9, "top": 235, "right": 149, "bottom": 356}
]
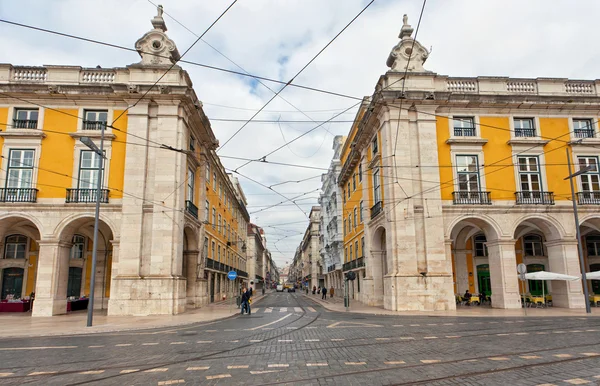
[
  {"left": 546, "top": 239, "right": 585, "bottom": 308},
  {"left": 453, "top": 248, "right": 469, "bottom": 295},
  {"left": 486, "top": 239, "right": 521, "bottom": 309},
  {"left": 32, "top": 240, "right": 70, "bottom": 317},
  {"left": 185, "top": 250, "right": 199, "bottom": 307},
  {"left": 93, "top": 248, "right": 108, "bottom": 310}
]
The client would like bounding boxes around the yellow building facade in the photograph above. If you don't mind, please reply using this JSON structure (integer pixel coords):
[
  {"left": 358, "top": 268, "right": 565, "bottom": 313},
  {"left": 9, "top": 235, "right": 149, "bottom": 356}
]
[
  {"left": 338, "top": 16, "right": 600, "bottom": 311},
  {"left": 0, "top": 9, "right": 250, "bottom": 316}
]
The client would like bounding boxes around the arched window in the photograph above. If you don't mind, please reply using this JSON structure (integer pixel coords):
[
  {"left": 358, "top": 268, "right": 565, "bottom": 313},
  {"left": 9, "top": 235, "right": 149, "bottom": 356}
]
[
  {"left": 586, "top": 234, "right": 600, "bottom": 256},
  {"left": 523, "top": 234, "right": 544, "bottom": 256},
  {"left": 70, "top": 235, "right": 86, "bottom": 259},
  {"left": 4, "top": 235, "right": 27, "bottom": 259},
  {"left": 474, "top": 234, "right": 488, "bottom": 257}
]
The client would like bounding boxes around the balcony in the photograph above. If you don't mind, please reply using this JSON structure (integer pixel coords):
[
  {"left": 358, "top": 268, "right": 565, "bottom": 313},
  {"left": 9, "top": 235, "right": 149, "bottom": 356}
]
[
  {"left": 356, "top": 257, "right": 365, "bottom": 268},
  {"left": 453, "top": 127, "right": 476, "bottom": 137},
  {"left": 66, "top": 189, "right": 109, "bottom": 203},
  {"left": 515, "top": 191, "right": 554, "bottom": 205},
  {"left": 452, "top": 191, "right": 492, "bottom": 205},
  {"left": 577, "top": 191, "right": 600, "bottom": 205},
  {"left": 0, "top": 188, "right": 38, "bottom": 203},
  {"left": 185, "top": 200, "right": 198, "bottom": 219},
  {"left": 370, "top": 201, "right": 383, "bottom": 219},
  {"left": 574, "top": 128, "right": 595, "bottom": 138},
  {"left": 515, "top": 128, "right": 536, "bottom": 137},
  {"left": 13, "top": 119, "right": 38, "bottom": 129},
  {"left": 83, "top": 120, "right": 107, "bottom": 130},
  {"left": 343, "top": 258, "right": 365, "bottom": 272}
]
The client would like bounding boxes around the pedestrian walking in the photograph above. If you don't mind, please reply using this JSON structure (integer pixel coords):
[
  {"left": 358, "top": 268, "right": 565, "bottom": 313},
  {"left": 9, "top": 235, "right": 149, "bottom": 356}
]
[
  {"left": 330, "top": 287, "right": 334, "bottom": 298},
  {"left": 240, "top": 287, "right": 251, "bottom": 315},
  {"left": 312, "top": 285, "right": 316, "bottom": 295},
  {"left": 321, "top": 286, "right": 327, "bottom": 299}
]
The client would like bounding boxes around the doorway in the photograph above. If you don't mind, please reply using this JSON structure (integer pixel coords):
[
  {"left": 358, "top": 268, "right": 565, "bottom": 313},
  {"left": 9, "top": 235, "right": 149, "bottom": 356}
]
[
  {"left": 1, "top": 268, "right": 24, "bottom": 299},
  {"left": 527, "top": 264, "right": 547, "bottom": 295},
  {"left": 476, "top": 264, "right": 491, "bottom": 296},
  {"left": 67, "top": 267, "right": 82, "bottom": 298},
  {"left": 591, "top": 263, "right": 600, "bottom": 294}
]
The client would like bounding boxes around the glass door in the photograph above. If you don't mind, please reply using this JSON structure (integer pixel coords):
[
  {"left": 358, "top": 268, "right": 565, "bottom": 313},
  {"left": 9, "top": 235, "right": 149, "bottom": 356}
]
[
  {"left": 477, "top": 264, "right": 491, "bottom": 296},
  {"left": 1, "top": 268, "right": 24, "bottom": 299}
]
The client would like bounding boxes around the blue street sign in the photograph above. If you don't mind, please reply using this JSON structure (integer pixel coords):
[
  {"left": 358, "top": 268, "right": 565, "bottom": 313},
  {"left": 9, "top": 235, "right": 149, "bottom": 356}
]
[{"left": 227, "top": 270, "right": 238, "bottom": 281}]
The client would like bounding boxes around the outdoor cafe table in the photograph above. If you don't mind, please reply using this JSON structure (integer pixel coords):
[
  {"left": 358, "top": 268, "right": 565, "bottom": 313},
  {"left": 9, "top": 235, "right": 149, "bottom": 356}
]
[{"left": 0, "top": 301, "right": 32, "bottom": 312}]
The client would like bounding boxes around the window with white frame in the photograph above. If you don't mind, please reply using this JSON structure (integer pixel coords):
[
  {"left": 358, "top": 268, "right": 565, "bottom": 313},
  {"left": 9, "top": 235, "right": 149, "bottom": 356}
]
[
  {"left": 359, "top": 201, "right": 363, "bottom": 222},
  {"left": 586, "top": 234, "right": 600, "bottom": 256},
  {"left": 205, "top": 200, "right": 209, "bottom": 221},
  {"left": 456, "top": 155, "right": 480, "bottom": 192},
  {"left": 212, "top": 208, "right": 216, "bottom": 229},
  {"left": 211, "top": 240, "right": 215, "bottom": 258},
  {"left": 13, "top": 109, "right": 39, "bottom": 129},
  {"left": 523, "top": 234, "right": 544, "bottom": 256},
  {"left": 343, "top": 219, "right": 347, "bottom": 236},
  {"left": 83, "top": 110, "right": 107, "bottom": 130},
  {"left": 578, "top": 156, "right": 599, "bottom": 194},
  {"left": 573, "top": 119, "right": 595, "bottom": 138},
  {"left": 358, "top": 163, "right": 362, "bottom": 182},
  {"left": 348, "top": 213, "right": 352, "bottom": 230},
  {"left": 71, "top": 235, "right": 86, "bottom": 259},
  {"left": 361, "top": 236, "right": 365, "bottom": 257},
  {"left": 6, "top": 149, "right": 35, "bottom": 189},
  {"left": 373, "top": 167, "right": 381, "bottom": 204},
  {"left": 213, "top": 172, "right": 217, "bottom": 190},
  {"left": 218, "top": 214, "right": 222, "bottom": 234},
  {"left": 514, "top": 118, "right": 536, "bottom": 137},
  {"left": 4, "top": 235, "right": 27, "bottom": 259},
  {"left": 203, "top": 237, "right": 209, "bottom": 260},
  {"left": 189, "top": 135, "right": 196, "bottom": 152},
  {"left": 353, "top": 207, "right": 357, "bottom": 228},
  {"left": 352, "top": 173, "right": 356, "bottom": 191},
  {"left": 473, "top": 234, "right": 488, "bottom": 257},
  {"left": 187, "top": 168, "right": 195, "bottom": 202},
  {"left": 371, "top": 135, "right": 378, "bottom": 155},
  {"left": 517, "top": 156, "right": 542, "bottom": 192},
  {"left": 206, "top": 162, "right": 210, "bottom": 181},
  {"left": 354, "top": 240, "right": 358, "bottom": 260},
  {"left": 453, "top": 117, "right": 475, "bottom": 136},
  {"left": 349, "top": 245, "right": 353, "bottom": 261},
  {"left": 78, "top": 150, "right": 103, "bottom": 190}
]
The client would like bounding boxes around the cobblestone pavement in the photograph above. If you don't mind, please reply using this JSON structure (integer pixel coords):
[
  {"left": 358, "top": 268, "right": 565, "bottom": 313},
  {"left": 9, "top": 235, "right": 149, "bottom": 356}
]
[{"left": 0, "top": 292, "right": 599, "bottom": 385}]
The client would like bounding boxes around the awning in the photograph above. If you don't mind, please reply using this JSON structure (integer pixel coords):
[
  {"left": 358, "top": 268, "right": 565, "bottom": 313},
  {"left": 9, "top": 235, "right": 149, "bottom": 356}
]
[
  {"left": 584, "top": 271, "right": 600, "bottom": 280},
  {"left": 523, "top": 271, "right": 580, "bottom": 281}
]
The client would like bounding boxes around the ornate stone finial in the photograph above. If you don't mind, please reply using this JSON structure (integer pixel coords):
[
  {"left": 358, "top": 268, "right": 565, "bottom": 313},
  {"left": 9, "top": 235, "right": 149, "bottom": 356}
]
[
  {"left": 386, "top": 14, "right": 430, "bottom": 73},
  {"left": 134, "top": 5, "right": 181, "bottom": 66}
]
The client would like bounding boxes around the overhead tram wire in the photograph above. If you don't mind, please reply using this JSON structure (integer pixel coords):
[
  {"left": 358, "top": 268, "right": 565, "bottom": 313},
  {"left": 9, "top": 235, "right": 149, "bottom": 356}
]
[
  {"left": 146, "top": 0, "right": 338, "bottom": 140},
  {"left": 217, "top": 0, "right": 376, "bottom": 153},
  {"left": 110, "top": 0, "right": 238, "bottom": 126},
  {"left": 0, "top": 20, "right": 363, "bottom": 102}
]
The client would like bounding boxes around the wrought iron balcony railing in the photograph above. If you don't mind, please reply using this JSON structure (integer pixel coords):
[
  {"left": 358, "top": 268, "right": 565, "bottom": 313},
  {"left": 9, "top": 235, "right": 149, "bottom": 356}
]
[
  {"left": 82, "top": 120, "right": 107, "bottom": 130},
  {"left": 12, "top": 119, "right": 38, "bottom": 129},
  {"left": 356, "top": 257, "right": 365, "bottom": 268},
  {"left": 515, "top": 191, "right": 554, "bottom": 205},
  {"left": 0, "top": 188, "right": 38, "bottom": 203},
  {"left": 453, "top": 127, "right": 476, "bottom": 137},
  {"left": 452, "top": 191, "right": 492, "bottom": 205},
  {"left": 370, "top": 201, "right": 383, "bottom": 219},
  {"left": 185, "top": 200, "right": 198, "bottom": 219},
  {"left": 574, "top": 128, "right": 595, "bottom": 138},
  {"left": 66, "top": 189, "right": 109, "bottom": 203},
  {"left": 577, "top": 191, "right": 600, "bottom": 205},
  {"left": 515, "top": 128, "right": 536, "bottom": 137}
]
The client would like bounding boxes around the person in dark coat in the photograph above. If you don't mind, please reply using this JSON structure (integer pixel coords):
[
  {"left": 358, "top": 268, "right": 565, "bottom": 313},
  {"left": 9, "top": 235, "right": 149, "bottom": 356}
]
[
  {"left": 312, "top": 285, "right": 316, "bottom": 295},
  {"left": 241, "top": 288, "right": 251, "bottom": 315},
  {"left": 321, "top": 286, "right": 327, "bottom": 299}
]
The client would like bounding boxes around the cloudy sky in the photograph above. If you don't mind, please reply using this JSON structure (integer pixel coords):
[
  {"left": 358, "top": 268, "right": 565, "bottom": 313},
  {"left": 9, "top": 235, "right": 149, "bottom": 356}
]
[{"left": 2, "top": 0, "right": 599, "bottom": 268}]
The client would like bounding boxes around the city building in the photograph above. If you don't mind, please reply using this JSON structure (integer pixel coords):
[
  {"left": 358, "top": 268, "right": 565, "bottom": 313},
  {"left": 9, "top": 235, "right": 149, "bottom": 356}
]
[
  {"left": 246, "top": 223, "right": 267, "bottom": 291},
  {"left": 319, "top": 136, "right": 345, "bottom": 296},
  {"left": 294, "top": 207, "right": 321, "bottom": 290},
  {"left": 339, "top": 15, "right": 599, "bottom": 311},
  {"left": 0, "top": 8, "right": 252, "bottom": 316}
]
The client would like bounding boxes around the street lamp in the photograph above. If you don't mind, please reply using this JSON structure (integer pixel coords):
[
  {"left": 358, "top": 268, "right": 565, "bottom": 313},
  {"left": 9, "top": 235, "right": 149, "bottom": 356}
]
[
  {"left": 80, "top": 123, "right": 106, "bottom": 327},
  {"left": 564, "top": 148, "right": 593, "bottom": 314}
]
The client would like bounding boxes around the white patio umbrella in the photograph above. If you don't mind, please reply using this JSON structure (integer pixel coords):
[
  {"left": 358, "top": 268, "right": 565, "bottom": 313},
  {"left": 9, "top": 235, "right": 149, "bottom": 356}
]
[
  {"left": 523, "top": 271, "right": 580, "bottom": 304},
  {"left": 584, "top": 271, "right": 600, "bottom": 280}
]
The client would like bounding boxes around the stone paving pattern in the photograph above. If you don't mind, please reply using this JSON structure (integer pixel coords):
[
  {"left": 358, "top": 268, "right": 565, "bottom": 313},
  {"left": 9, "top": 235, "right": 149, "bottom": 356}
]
[{"left": 0, "top": 292, "right": 599, "bottom": 385}]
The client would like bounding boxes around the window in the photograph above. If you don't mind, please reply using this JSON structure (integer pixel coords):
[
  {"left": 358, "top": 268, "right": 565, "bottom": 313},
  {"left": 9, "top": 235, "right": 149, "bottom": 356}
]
[
  {"left": 358, "top": 163, "right": 362, "bottom": 182},
  {"left": 219, "top": 183, "right": 223, "bottom": 200},
  {"left": 13, "top": 109, "right": 39, "bottom": 129},
  {"left": 218, "top": 214, "right": 222, "bottom": 234},
  {"left": 203, "top": 237, "right": 209, "bottom": 260},
  {"left": 213, "top": 172, "right": 217, "bottom": 190},
  {"left": 343, "top": 219, "right": 347, "bottom": 236},
  {"left": 83, "top": 110, "right": 107, "bottom": 130},
  {"left": 206, "top": 162, "right": 211, "bottom": 181},
  {"left": 456, "top": 155, "right": 480, "bottom": 192},
  {"left": 4, "top": 235, "right": 27, "bottom": 259},
  {"left": 453, "top": 117, "right": 475, "bottom": 136},
  {"left": 71, "top": 235, "right": 85, "bottom": 259},
  {"left": 189, "top": 135, "right": 196, "bottom": 151},
  {"left": 67, "top": 267, "right": 82, "bottom": 298},
  {"left": 353, "top": 208, "right": 357, "bottom": 228},
  {"left": 573, "top": 119, "right": 595, "bottom": 138},
  {"left": 218, "top": 245, "right": 221, "bottom": 261},
  {"left": 578, "top": 157, "right": 599, "bottom": 193},
  {"left": 187, "top": 168, "right": 195, "bottom": 202},
  {"left": 373, "top": 168, "right": 381, "bottom": 204},
  {"left": 6, "top": 149, "right": 34, "bottom": 189},
  {"left": 349, "top": 246, "right": 353, "bottom": 261},
  {"left": 347, "top": 183, "right": 351, "bottom": 198},
  {"left": 205, "top": 200, "right": 209, "bottom": 221},
  {"left": 345, "top": 247, "right": 348, "bottom": 262},
  {"left": 348, "top": 213, "right": 352, "bottom": 231},
  {"left": 359, "top": 201, "right": 364, "bottom": 222},
  {"left": 343, "top": 189, "right": 346, "bottom": 204},
  {"left": 473, "top": 234, "right": 488, "bottom": 257},
  {"left": 361, "top": 236, "right": 365, "bottom": 257},
  {"left": 211, "top": 240, "right": 215, "bottom": 258},
  {"left": 372, "top": 135, "right": 378, "bottom": 155},
  {"left": 518, "top": 156, "right": 542, "bottom": 192},
  {"left": 352, "top": 173, "right": 356, "bottom": 191},
  {"left": 586, "top": 234, "right": 600, "bottom": 256},
  {"left": 354, "top": 240, "right": 359, "bottom": 260},
  {"left": 212, "top": 208, "right": 216, "bottom": 229},
  {"left": 78, "top": 150, "right": 103, "bottom": 190},
  {"left": 514, "top": 118, "right": 535, "bottom": 137},
  {"left": 523, "top": 234, "right": 544, "bottom": 256}
]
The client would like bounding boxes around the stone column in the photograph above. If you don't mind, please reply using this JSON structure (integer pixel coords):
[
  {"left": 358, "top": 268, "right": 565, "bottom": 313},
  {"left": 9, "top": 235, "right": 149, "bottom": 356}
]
[
  {"left": 93, "top": 247, "right": 107, "bottom": 310},
  {"left": 486, "top": 239, "right": 521, "bottom": 309},
  {"left": 546, "top": 239, "right": 585, "bottom": 308},
  {"left": 453, "top": 247, "right": 469, "bottom": 295},
  {"left": 32, "top": 240, "right": 70, "bottom": 317},
  {"left": 185, "top": 250, "right": 199, "bottom": 307}
]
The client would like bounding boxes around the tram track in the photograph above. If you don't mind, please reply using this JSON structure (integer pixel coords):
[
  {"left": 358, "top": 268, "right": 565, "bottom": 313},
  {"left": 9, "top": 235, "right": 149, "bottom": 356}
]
[{"left": 7, "top": 293, "right": 322, "bottom": 385}]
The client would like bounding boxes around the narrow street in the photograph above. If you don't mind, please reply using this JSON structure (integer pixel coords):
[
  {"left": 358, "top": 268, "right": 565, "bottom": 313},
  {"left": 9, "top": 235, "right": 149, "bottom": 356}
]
[{"left": 0, "top": 292, "right": 599, "bottom": 385}]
